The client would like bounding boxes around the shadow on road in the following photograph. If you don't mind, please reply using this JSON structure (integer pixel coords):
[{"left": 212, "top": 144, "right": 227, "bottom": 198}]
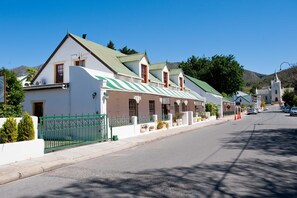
[
  {"left": 223, "top": 128, "right": 297, "bottom": 157},
  {"left": 33, "top": 158, "right": 297, "bottom": 198},
  {"left": 32, "top": 126, "right": 297, "bottom": 198}
]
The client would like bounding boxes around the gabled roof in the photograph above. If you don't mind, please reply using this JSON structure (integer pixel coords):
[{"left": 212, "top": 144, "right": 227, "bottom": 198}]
[
  {"left": 170, "top": 68, "right": 183, "bottom": 76},
  {"left": 235, "top": 95, "right": 252, "bottom": 104},
  {"left": 186, "top": 75, "right": 222, "bottom": 96},
  {"left": 150, "top": 62, "right": 166, "bottom": 71},
  {"left": 118, "top": 53, "right": 148, "bottom": 63},
  {"left": 33, "top": 33, "right": 140, "bottom": 82},
  {"left": 236, "top": 91, "right": 248, "bottom": 97},
  {"left": 169, "top": 80, "right": 178, "bottom": 87}
]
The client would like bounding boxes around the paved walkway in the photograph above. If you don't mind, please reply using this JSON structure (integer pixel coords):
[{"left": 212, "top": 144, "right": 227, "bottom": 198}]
[{"left": 0, "top": 117, "right": 234, "bottom": 185}]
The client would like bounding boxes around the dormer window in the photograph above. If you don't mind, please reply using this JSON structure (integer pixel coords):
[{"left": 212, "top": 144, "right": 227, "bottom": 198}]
[
  {"left": 74, "top": 59, "right": 85, "bottom": 67},
  {"left": 179, "top": 77, "right": 183, "bottom": 91},
  {"left": 141, "top": 64, "right": 148, "bottom": 83},
  {"left": 163, "top": 72, "right": 168, "bottom": 88}
]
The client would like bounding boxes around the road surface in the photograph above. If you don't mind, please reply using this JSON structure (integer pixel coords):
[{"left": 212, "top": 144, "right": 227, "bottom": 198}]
[{"left": 1, "top": 106, "right": 296, "bottom": 197}]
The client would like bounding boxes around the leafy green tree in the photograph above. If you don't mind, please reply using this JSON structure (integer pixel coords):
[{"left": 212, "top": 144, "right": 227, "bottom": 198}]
[
  {"left": 179, "top": 55, "right": 244, "bottom": 95},
  {"left": 249, "top": 85, "right": 258, "bottom": 94},
  {"left": 106, "top": 40, "right": 115, "bottom": 50},
  {"left": 17, "top": 112, "right": 35, "bottom": 141},
  {"left": 119, "top": 46, "right": 138, "bottom": 55},
  {"left": 205, "top": 102, "right": 218, "bottom": 116},
  {"left": 26, "top": 68, "right": 37, "bottom": 84},
  {"left": 282, "top": 89, "right": 295, "bottom": 106},
  {"left": 0, "top": 117, "right": 18, "bottom": 143},
  {"left": 0, "top": 68, "right": 24, "bottom": 117}
]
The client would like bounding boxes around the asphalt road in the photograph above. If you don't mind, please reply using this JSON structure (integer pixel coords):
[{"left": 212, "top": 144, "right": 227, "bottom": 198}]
[{"left": 1, "top": 106, "right": 296, "bottom": 198}]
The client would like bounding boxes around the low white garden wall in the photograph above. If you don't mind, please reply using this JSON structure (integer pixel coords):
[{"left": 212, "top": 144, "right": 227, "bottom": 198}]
[
  {"left": 0, "top": 139, "right": 44, "bottom": 165},
  {"left": 0, "top": 116, "right": 44, "bottom": 165}
]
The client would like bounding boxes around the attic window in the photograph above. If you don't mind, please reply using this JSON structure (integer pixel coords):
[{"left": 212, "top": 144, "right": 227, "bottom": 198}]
[
  {"left": 179, "top": 77, "right": 183, "bottom": 91},
  {"left": 163, "top": 72, "right": 168, "bottom": 88},
  {"left": 74, "top": 60, "right": 85, "bottom": 67},
  {"left": 141, "top": 64, "right": 148, "bottom": 83}
]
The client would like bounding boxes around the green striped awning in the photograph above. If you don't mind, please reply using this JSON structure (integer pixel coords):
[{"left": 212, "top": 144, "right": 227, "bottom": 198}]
[{"left": 96, "top": 75, "right": 204, "bottom": 101}]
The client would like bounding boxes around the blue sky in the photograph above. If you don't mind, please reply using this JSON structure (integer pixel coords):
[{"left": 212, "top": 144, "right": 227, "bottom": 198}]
[{"left": 0, "top": 0, "right": 296, "bottom": 74}]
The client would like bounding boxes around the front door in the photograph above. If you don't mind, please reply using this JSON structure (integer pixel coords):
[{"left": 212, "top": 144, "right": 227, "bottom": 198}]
[{"left": 33, "top": 102, "right": 44, "bottom": 122}]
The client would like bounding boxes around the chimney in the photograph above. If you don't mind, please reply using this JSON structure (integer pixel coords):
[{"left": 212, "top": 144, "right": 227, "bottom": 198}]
[{"left": 82, "top": 34, "right": 87, "bottom": 39}]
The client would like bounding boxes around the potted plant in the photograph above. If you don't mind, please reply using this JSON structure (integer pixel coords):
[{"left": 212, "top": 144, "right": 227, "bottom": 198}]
[
  {"left": 140, "top": 124, "right": 148, "bottom": 133},
  {"left": 149, "top": 125, "right": 154, "bottom": 131},
  {"left": 174, "top": 112, "right": 183, "bottom": 126}
]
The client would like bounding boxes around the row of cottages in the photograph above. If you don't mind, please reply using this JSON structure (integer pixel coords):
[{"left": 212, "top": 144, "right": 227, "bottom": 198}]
[{"left": 23, "top": 33, "right": 206, "bottom": 119}]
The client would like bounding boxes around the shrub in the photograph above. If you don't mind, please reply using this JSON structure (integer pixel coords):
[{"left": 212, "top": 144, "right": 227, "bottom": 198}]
[
  {"left": 157, "top": 120, "right": 164, "bottom": 129},
  {"left": 173, "top": 112, "right": 183, "bottom": 122},
  {"left": 206, "top": 102, "right": 218, "bottom": 116},
  {"left": 0, "top": 117, "right": 18, "bottom": 143},
  {"left": 18, "top": 112, "right": 35, "bottom": 141}
]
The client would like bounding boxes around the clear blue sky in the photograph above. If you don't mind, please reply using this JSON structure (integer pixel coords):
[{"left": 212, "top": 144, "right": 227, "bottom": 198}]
[{"left": 1, "top": 0, "right": 297, "bottom": 74}]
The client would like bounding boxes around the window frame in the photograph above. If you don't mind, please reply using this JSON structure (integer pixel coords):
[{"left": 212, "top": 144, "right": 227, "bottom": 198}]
[
  {"left": 141, "top": 64, "right": 148, "bottom": 83},
  {"left": 129, "top": 99, "right": 137, "bottom": 117},
  {"left": 163, "top": 72, "right": 168, "bottom": 88},
  {"left": 179, "top": 77, "right": 183, "bottom": 91},
  {"left": 149, "top": 100, "right": 155, "bottom": 115},
  {"left": 74, "top": 59, "right": 85, "bottom": 67},
  {"left": 55, "top": 63, "right": 64, "bottom": 83}
]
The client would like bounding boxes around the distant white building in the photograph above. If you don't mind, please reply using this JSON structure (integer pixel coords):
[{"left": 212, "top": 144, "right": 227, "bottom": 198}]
[{"left": 255, "top": 73, "right": 292, "bottom": 105}]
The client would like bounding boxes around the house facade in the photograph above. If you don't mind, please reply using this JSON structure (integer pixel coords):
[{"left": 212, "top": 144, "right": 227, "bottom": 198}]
[
  {"left": 184, "top": 75, "right": 224, "bottom": 116},
  {"left": 23, "top": 33, "right": 205, "bottom": 120}
]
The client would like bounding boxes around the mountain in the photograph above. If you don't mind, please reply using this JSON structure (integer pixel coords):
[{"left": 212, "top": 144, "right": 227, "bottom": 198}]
[
  {"left": 243, "top": 66, "right": 297, "bottom": 91},
  {"left": 10, "top": 65, "right": 42, "bottom": 76}
]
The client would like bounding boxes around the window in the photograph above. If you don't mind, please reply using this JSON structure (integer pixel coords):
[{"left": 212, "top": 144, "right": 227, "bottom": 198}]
[
  {"left": 275, "top": 90, "right": 277, "bottom": 94},
  {"left": 163, "top": 72, "right": 168, "bottom": 88},
  {"left": 149, "top": 100, "right": 155, "bottom": 115},
  {"left": 129, "top": 99, "right": 137, "bottom": 117},
  {"left": 141, "top": 64, "right": 148, "bottom": 83},
  {"left": 55, "top": 64, "right": 64, "bottom": 83},
  {"left": 179, "top": 77, "right": 183, "bottom": 91},
  {"left": 182, "top": 103, "right": 187, "bottom": 111},
  {"left": 174, "top": 102, "right": 179, "bottom": 113},
  {"left": 74, "top": 60, "right": 85, "bottom": 67}
]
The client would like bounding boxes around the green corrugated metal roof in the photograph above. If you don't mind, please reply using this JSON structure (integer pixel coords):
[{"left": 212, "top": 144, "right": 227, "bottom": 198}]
[
  {"left": 149, "top": 73, "right": 162, "bottom": 83},
  {"left": 170, "top": 68, "right": 182, "bottom": 76},
  {"left": 186, "top": 75, "right": 222, "bottom": 96},
  {"left": 169, "top": 80, "right": 178, "bottom": 87},
  {"left": 70, "top": 34, "right": 140, "bottom": 79},
  {"left": 96, "top": 75, "right": 204, "bottom": 101},
  {"left": 118, "top": 53, "right": 145, "bottom": 63},
  {"left": 150, "top": 62, "right": 166, "bottom": 71}
]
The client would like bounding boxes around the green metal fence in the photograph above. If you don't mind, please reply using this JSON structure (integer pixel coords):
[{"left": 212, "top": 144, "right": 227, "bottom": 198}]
[
  {"left": 138, "top": 115, "right": 154, "bottom": 124},
  {"left": 223, "top": 111, "right": 235, "bottom": 116},
  {"left": 109, "top": 116, "right": 132, "bottom": 127},
  {"left": 39, "top": 114, "right": 108, "bottom": 153}
]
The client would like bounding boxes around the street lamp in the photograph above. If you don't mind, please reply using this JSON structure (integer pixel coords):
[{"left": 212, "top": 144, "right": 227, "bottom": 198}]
[{"left": 279, "top": 62, "right": 290, "bottom": 71}]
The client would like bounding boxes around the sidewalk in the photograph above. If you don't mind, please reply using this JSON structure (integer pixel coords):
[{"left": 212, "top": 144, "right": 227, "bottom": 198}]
[{"left": 0, "top": 117, "right": 233, "bottom": 185}]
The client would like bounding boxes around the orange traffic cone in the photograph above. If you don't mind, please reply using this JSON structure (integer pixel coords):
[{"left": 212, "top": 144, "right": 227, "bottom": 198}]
[{"left": 234, "top": 114, "right": 237, "bottom": 120}]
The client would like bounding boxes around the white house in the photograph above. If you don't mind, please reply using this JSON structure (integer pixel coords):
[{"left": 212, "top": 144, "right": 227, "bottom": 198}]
[
  {"left": 185, "top": 75, "right": 224, "bottom": 116},
  {"left": 23, "top": 33, "right": 205, "bottom": 119}
]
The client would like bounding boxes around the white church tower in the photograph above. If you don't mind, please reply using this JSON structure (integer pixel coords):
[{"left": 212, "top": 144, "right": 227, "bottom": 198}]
[{"left": 271, "top": 72, "right": 282, "bottom": 104}]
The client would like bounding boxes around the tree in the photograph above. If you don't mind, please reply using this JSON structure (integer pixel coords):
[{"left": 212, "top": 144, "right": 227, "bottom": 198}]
[
  {"left": 293, "top": 95, "right": 297, "bottom": 106},
  {"left": 0, "top": 68, "right": 24, "bottom": 117},
  {"left": 282, "top": 89, "right": 295, "bottom": 106},
  {"left": 179, "top": 55, "right": 244, "bottom": 95},
  {"left": 106, "top": 40, "right": 115, "bottom": 50},
  {"left": 249, "top": 85, "right": 258, "bottom": 94},
  {"left": 119, "top": 46, "right": 138, "bottom": 55},
  {"left": 26, "top": 67, "right": 37, "bottom": 85}
]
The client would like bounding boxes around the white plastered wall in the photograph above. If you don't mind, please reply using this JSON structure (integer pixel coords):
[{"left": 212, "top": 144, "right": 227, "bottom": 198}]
[
  {"left": 185, "top": 77, "right": 223, "bottom": 115},
  {"left": 34, "top": 36, "right": 113, "bottom": 85}
]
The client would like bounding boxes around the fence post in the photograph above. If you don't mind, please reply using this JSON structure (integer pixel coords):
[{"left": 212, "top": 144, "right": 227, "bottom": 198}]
[{"left": 168, "top": 113, "right": 173, "bottom": 128}]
